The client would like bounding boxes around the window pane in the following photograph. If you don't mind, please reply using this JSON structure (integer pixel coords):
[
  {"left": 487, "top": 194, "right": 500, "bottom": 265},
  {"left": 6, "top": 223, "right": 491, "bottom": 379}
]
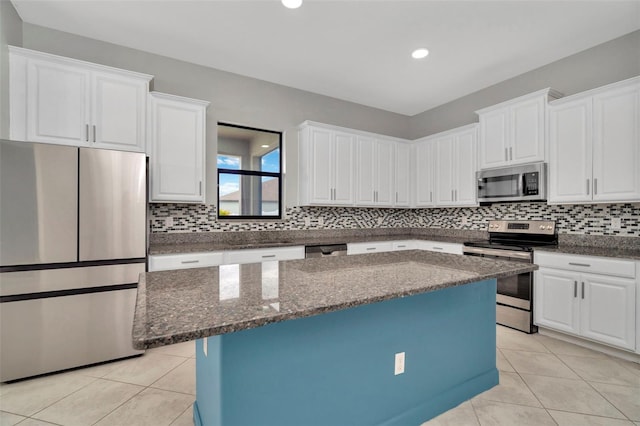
[
  {"left": 261, "top": 148, "right": 280, "bottom": 173},
  {"left": 217, "top": 124, "right": 280, "bottom": 172},
  {"left": 217, "top": 154, "right": 241, "bottom": 170},
  {"left": 219, "top": 173, "right": 279, "bottom": 217}
]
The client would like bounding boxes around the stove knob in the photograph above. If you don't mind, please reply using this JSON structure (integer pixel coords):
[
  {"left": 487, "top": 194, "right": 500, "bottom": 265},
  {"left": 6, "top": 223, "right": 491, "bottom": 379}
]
[{"left": 539, "top": 225, "right": 544, "bottom": 229}]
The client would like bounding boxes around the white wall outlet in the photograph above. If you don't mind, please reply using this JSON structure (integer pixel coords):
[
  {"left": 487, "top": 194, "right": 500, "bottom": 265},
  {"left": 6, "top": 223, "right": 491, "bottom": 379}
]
[
  {"left": 165, "top": 216, "right": 173, "bottom": 227},
  {"left": 394, "top": 352, "right": 405, "bottom": 375},
  {"left": 611, "top": 217, "right": 622, "bottom": 229},
  {"left": 461, "top": 217, "right": 469, "bottom": 226},
  {"left": 377, "top": 217, "right": 384, "bottom": 226},
  {"left": 304, "top": 217, "right": 311, "bottom": 227},
  {"left": 318, "top": 217, "right": 324, "bottom": 226}
]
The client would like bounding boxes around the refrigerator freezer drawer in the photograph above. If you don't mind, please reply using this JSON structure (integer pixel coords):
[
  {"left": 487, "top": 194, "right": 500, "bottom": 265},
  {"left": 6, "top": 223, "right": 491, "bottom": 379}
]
[
  {"left": 79, "top": 148, "right": 146, "bottom": 261},
  {"left": 0, "top": 141, "right": 78, "bottom": 266},
  {"left": 0, "top": 263, "right": 145, "bottom": 297},
  {"left": 0, "top": 288, "right": 143, "bottom": 382}
]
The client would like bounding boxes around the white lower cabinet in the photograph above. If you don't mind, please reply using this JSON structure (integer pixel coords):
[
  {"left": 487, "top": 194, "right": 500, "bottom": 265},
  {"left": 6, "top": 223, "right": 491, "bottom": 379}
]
[
  {"left": 224, "top": 246, "right": 304, "bottom": 265},
  {"left": 347, "top": 241, "right": 394, "bottom": 255},
  {"left": 417, "top": 241, "right": 463, "bottom": 255},
  {"left": 534, "top": 252, "right": 637, "bottom": 351}
]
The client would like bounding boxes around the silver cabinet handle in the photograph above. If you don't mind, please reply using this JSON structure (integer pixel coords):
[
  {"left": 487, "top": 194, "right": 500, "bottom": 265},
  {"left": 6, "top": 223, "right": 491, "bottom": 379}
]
[
  {"left": 451, "top": 190, "right": 454, "bottom": 200},
  {"left": 261, "top": 254, "right": 276, "bottom": 258},
  {"left": 430, "top": 191, "right": 432, "bottom": 202},
  {"left": 93, "top": 125, "right": 96, "bottom": 142},
  {"left": 569, "top": 262, "right": 591, "bottom": 267},
  {"left": 455, "top": 189, "right": 457, "bottom": 201},
  {"left": 199, "top": 181, "right": 202, "bottom": 196},
  {"left": 581, "top": 282, "right": 585, "bottom": 299},
  {"left": 85, "top": 124, "right": 89, "bottom": 142},
  {"left": 509, "top": 147, "right": 513, "bottom": 161},
  {"left": 397, "top": 245, "right": 406, "bottom": 248},
  {"left": 505, "top": 148, "right": 508, "bottom": 161},
  {"left": 366, "top": 247, "right": 376, "bottom": 251},
  {"left": 432, "top": 247, "right": 443, "bottom": 250},
  {"left": 574, "top": 281, "right": 577, "bottom": 298},
  {"left": 181, "top": 260, "right": 200, "bottom": 264},
  {"left": 586, "top": 179, "right": 590, "bottom": 195},
  {"left": 396, "top": 192, "right": 398, "bottom": 203},
  {"left": 594, "top": 178, "right": 597, "bottom": 195}
]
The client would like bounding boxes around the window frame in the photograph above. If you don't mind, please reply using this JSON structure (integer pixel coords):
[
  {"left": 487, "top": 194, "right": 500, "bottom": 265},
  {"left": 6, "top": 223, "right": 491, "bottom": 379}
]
[{"left": 217, "top": 123, "right": 283, "bottom": 220}]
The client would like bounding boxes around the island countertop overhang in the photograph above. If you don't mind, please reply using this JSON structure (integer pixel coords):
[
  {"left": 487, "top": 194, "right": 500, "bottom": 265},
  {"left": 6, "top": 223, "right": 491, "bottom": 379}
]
[{"left": 132, "top": 250, "right": 537, "bottom": 350}]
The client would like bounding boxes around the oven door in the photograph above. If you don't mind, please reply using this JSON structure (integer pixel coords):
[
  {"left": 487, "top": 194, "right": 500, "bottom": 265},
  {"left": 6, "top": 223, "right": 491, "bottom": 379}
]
[{"left": 462, "top": 247, "right": 532, "bottom": 309}]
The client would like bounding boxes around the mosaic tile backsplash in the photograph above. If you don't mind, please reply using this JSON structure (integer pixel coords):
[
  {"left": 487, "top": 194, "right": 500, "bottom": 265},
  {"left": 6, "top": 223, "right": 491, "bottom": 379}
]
[{"left": 150, "top": 203, "right": 640, "bottom": 237}]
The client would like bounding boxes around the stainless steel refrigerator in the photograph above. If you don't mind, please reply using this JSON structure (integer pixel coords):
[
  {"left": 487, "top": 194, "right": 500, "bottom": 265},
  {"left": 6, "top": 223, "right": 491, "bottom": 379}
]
[{"left": 0, "top": 140, "right": 147, "bottom": 382}]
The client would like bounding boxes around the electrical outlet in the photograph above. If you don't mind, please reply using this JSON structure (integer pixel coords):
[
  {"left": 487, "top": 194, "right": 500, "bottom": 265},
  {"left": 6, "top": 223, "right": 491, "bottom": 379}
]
[
  {"left": 611, "top": 217, "right": 622, "bottom": 229},
  {"left": 461, "top": 217, "right": 469, "bottom": 226},
  {"left": 304, "top": 217, "right": 311, "bottom": 227},
  {"left": 165, "top": 216, "right": 173, "bottom": 227},
  {"left": 318, "top": 217, "right": 324, "bottom": 226},
  {"left": 377, "top": 217, "right": 384, "bottom": 226},
  {"left": 394, "top": 352, "right": 405, "bottom": 375}
]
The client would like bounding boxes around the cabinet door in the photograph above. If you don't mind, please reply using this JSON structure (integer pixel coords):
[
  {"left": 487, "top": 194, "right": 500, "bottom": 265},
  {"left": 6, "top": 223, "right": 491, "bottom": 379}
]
[
  {"left": 415, "top": 141, "right": 435, "bottom": 207},
  {"left": 92, "top": 72, "right": 147, "bottom": 152},
  {"left": 26, "top": 59, "right": 90, "bottom": 145},
  {"left": 332, "top": 132, "right": 355, "bottom": 205},
  {"left": 548, "top": 98, "right": 592, "bottom": 203},
  {"left": 479, "top": 108, "right": 509, "bottom": 169},
  {"left": 394, "top": 143, "right": 411, "bottom": 207},
  {"left": 149, "top": 95, "right": 206, "bottom": 203},
  {"left": 592, "top": 84, "right": 640, "bottom": 202},
  {"left": 375, "top": 139, "right": 395, "bottom": 206},
  {"left": 453, "top": 129, "right": 477, "bottom": 206},
  {"left": 355, "top": 136, "right": 376, "bottom": 205},
  {"left": 435, "top": 136, "right": 455, "bottom": 205},
  {"left": 534, "top": 268, "right": 580, "bottom": 334},
  {"left": 510, "top": 96, "right": 544, "bottom": 164},
  {"left": 308, "top": 128, "right": 333, "bottom": 204},
  {"left": 581, "top": 274, "right": 636, "bottom": 350}
]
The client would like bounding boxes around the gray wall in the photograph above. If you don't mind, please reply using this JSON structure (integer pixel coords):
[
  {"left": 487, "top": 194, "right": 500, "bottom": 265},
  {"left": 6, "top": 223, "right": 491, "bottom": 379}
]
[
  {"left": 0, "top": 0, "right": 23, "bottom": 139},
  {"left": 410, "top": 30, "right": 640, "bottom": 139}
]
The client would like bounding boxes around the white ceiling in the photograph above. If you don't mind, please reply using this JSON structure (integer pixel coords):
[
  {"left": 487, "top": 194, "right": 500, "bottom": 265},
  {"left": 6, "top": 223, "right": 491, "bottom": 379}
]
[{"left": 11, "top": 0, "right": 640, "bottom": 116}]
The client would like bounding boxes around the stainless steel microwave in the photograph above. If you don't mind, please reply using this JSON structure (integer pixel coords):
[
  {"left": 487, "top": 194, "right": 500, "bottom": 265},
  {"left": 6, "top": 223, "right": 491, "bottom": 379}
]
[{"left": 477, "top": 163, "right": 547, "bottom": 204}]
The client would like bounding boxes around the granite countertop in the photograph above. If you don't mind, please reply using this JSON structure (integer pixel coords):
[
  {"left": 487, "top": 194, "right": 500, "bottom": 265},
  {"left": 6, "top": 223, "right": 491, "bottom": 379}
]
[{"left": 132, "top": 250, "right": 536, "bottom": 349}]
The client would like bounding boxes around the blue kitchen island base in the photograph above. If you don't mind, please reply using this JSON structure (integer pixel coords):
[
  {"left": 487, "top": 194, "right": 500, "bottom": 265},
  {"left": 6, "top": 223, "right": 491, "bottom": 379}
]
[{"left": 193, "top": 279, "right": 498, "bottom": 426}]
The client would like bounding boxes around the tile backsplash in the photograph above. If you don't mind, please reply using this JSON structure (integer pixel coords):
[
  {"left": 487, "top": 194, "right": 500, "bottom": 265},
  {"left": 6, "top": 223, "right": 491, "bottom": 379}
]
[{"left": 150, "top": 203, "right": 640, "bottom": 237}]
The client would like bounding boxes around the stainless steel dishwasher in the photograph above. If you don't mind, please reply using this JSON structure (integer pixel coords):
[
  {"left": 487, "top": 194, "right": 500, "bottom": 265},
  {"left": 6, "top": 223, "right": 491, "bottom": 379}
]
[{"left": 304, "top": 244, "right": 348, "bottom": 258}]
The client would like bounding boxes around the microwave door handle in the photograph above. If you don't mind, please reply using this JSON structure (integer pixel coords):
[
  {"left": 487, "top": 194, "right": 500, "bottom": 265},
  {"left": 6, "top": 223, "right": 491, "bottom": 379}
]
[{"left": 519, "top": 174, "right": 525, "bottom": 196}]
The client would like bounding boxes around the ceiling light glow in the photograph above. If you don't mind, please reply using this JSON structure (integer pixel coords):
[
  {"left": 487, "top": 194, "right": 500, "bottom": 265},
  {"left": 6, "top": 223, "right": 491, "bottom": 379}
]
[
  {"left": 412, "top": 48, "right": 429, "bottom": 59},
  {"left": 261, "top": 144, "right": 270, "bottom": 148},
  {"left": 282, "top": 0, "right": 302, "bottom": 9}
]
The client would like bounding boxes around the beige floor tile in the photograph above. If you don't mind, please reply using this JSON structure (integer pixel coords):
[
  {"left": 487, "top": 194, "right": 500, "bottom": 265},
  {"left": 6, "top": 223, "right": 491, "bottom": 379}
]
[
  {"left": 590, "top": 381, "right": 640, "bottom": 421},
  {"left": 76, "top": 355, "right": 145, "bottom": 379},
  {"left": 151, "top": 359, "right": 196, "bottom": 395},
  {"left": 0, "top": 411, "right": 26, "bottom": 426},
  {"left": 170, "top": 405, "right": 195, "bottom": 426},
  {"left": 94, "top": 388, "right": 194, "bottom": 426},
  {"left": 501, "top": 349, "right": 580, "bottom": 379},
  {"left": 616, "top": 359, "right": 640, "bottom": 374},
  {"left": 534, "top": 334, "right": 608, "bottom": 358},
  {"left": 557, "top": 355, "right": 640, "bottom": 387},
  {"left": 12, "top": 419, "right": 60, "bottom": 425},
  {"left": 102, "top": 353, "right": 186, "bottom": 386},
  {"left": 421, "top": 401, "right": 479, "bottom": 426},
  {"left": 32, "top": 379, "right": 143, "bottom": 426},
  {"left": 471, "top": 399, "right": 556, "bottom": 426},
  {"left": 149, "top": 341, "right": 195, "bottom": 358},
  {"left": 496, "top": 349, "right": 514, "bottom": 373},
  {"left": 548, "top": 409, "right": 635, "bottom": 425},
  {"left": 0, "top": 373, "right": 95, "bottom": 416},
  {"left": 496, "top": 328, "right": 549, "bottom": 353},
  {"left": 522, "top": 374, "right": 625, "bottom": 418},
  {"left": 473, "top": 371, "right": 541, "bottom": 407}
]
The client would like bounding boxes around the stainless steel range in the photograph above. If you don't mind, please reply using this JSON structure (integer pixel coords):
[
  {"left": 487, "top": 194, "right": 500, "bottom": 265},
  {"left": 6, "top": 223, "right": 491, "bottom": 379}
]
[{"left": 463, "top": 220, "right": 557, "bottom": 333}]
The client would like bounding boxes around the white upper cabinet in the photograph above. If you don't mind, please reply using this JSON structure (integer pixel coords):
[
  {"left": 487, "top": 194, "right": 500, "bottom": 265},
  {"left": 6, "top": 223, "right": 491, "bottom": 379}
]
[
  {"left": 414, "top": 139, "right": 435, "bottom": 207},
  {"left": 10, "top": 46, "right": 152, "bottom": 152},
  {"left": 394, "top": 142, "right": 412, "bottom": 207},
  {"left": 476, "top": 88, "right": 561, "bottom": 170},
  {"left": 549, "top": 77, "right": 640, "bottom": 204},
  {"left": 299, "top": 123, "right": 355, "bottom": 206},
  {"left": 422, "top": 124, "right": 478, "bottom": 207},
  {"left": 148, "top": 92, "right": 209, "bottom": 203},
  {"left": 355, "top": 137, "right": 394, "bottom": 207}
]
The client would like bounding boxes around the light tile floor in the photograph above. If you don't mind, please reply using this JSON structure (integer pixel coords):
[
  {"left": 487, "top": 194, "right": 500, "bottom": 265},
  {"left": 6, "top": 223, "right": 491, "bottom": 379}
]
[{"left": 0, "top": 326, "right": 638, "bottom": 426}]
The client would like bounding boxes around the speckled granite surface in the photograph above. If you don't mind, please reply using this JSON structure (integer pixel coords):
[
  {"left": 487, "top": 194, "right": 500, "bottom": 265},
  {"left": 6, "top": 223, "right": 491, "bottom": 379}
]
[
  {"left": 148, "top": 228, "right": 486, "bottom": 255},
  {"left": 132, "top": 250, "right": 536, "bottom": 349},
  {"left": 536, "top": 234, "right": 640, "bottom": 260}
]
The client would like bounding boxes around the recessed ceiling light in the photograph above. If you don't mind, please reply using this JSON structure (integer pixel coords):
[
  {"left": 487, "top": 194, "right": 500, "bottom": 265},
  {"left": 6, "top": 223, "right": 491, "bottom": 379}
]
[
  {"left": 261, "top": 144, "right": 270, "bottom": 148},
  {"left": 282, "top": 0, "right": 302, "bottom": 9},
  {"left": 411, "top": 48, "right": 429, "bottom": 59}
]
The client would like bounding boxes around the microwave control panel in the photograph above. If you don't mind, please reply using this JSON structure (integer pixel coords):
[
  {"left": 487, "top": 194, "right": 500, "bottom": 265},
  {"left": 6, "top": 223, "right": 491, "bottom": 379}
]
[{"left": 523, "top": 172, "right": 539, "bottom": 195}]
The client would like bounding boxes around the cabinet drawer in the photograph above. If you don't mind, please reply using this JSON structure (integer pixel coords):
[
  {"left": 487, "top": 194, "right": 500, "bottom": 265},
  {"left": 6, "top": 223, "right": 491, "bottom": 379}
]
[
  {"left": 534, "top": 251, "right": 635, "bottom": 278},
  {"left": 417, "top": 241, "right": 463, "bottom": 255},
  {"left": 347, "top": 241, "right": 394, "bottom": 255},
  {"left": 224, "top": 246, "right": 305, "bottom": 265},
  {"left": 149, "top": 252, "right": 224, "bottom": 272},
  {"left": 392, "top": 240, "right": 417, "bottom": 251}
]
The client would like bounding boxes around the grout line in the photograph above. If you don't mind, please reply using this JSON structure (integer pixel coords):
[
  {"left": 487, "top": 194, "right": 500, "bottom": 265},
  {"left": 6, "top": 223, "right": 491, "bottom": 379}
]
[
  {"left": 27, "top": 375, "right": 101, "bottom": 419},
  {"left": 89, "top": 385, "right": 146, "bottom": 426}
]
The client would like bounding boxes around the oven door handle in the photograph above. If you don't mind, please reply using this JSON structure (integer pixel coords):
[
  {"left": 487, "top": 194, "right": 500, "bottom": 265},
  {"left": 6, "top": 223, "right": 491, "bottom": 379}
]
[{"left": 462, "top": 246, "right": 532, "bottom": 260}]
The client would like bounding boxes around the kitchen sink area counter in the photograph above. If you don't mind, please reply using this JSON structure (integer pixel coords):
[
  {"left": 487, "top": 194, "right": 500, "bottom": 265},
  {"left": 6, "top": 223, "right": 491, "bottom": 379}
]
[{"left": 133, "top": 250, "right": 534, "bottom": 349}]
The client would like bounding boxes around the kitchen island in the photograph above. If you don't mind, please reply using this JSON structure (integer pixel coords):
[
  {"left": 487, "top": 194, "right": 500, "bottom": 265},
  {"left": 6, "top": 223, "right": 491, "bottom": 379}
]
[{"left": 133, "top": 250, "right": 536, "bottom": 426}]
